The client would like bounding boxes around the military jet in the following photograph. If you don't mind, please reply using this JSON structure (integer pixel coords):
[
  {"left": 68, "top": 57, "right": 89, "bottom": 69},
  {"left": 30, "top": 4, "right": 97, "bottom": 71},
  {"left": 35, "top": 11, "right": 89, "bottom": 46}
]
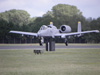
[{"left": 10, "top": 21, "right": 99, "bottom": 46}]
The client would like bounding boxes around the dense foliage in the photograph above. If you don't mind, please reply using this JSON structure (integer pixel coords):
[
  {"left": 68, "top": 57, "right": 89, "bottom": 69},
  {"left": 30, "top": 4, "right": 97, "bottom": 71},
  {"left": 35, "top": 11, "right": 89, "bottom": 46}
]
[{"left": 0, "top": 4, "right": 100, "bottom": 43}]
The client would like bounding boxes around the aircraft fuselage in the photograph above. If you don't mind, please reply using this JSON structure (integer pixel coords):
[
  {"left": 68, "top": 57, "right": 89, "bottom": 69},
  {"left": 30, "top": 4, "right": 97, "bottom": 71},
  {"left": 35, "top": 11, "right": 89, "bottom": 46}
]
[{"left": 37, "top": 25, "right": 59, "bottom": 37}]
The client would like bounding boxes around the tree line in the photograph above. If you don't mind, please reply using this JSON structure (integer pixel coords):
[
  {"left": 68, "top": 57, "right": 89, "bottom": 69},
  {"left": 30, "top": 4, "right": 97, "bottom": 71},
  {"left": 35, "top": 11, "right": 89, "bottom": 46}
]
[{"left": 0, "top": 4, "right": 100, "bottom": 43}]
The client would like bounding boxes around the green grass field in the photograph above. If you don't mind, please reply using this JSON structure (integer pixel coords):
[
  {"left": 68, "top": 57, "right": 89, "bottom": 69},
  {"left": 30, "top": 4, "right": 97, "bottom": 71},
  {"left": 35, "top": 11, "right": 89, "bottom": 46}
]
[{"left": 0, "top": 46, "right": 100, "bottom": 75}]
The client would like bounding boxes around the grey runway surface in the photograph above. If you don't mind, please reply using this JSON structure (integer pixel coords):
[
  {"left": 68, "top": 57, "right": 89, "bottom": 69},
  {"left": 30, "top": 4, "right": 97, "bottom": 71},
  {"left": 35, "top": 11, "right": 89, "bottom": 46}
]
[{"left": 0, "top": 44, "right": 100, "bottom": 50}]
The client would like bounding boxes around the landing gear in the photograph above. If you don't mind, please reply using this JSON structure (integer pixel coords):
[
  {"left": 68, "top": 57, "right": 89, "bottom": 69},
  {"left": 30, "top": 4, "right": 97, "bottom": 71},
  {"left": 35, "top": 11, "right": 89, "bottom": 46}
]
[
  {"left": 39, "top": 37, "right": 44, "bottom": 46},
  {"left": 39, "top": 40, "right": 43, "bottom": 46},
  {"left": 65, "top": 41, "right": 68, "bottom": 46},
  {"left": 65, "top": 38, "right": 68, "bottom": 46}
]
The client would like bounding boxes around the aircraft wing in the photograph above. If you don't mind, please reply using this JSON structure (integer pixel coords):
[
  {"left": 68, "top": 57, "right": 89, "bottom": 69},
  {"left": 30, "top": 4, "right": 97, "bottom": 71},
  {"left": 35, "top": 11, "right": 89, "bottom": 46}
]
[
  {"left": 55, "top": 30, "right": 99, "bottom": 38},
  {"left": 10, "top": 30, "right": 38, "bottom": 36}
]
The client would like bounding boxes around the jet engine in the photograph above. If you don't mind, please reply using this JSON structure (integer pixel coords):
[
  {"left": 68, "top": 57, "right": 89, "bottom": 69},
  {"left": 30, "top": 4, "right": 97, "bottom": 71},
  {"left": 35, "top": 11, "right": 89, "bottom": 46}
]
[{"left": 60, "top": 25, "right": 71, "bottom": 33}]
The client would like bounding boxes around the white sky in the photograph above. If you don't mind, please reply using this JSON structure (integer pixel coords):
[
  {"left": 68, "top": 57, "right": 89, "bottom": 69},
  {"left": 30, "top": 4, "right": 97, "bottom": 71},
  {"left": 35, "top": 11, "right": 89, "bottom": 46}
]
[{"left": 0, "top": 0, "right": 100, "bottom": 18}]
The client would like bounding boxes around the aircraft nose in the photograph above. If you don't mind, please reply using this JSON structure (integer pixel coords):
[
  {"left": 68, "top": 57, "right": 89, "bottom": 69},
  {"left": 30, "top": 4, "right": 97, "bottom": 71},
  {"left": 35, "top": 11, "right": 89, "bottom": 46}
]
[
  {"left": 37, "top": 31, "right": 44, "bottom": 36},
  {"left": 37, "top": 32, "right": 41, "bottom": 36},
  {"left": 37, "top": 29, "right": 51, "bottom": 37}
]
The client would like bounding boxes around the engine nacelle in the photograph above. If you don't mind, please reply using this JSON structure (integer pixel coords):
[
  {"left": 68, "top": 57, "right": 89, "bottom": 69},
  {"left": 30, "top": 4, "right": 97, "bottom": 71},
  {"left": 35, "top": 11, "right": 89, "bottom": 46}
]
[{"left": 60, "top": 25, "right": 71, "bottom": 33}]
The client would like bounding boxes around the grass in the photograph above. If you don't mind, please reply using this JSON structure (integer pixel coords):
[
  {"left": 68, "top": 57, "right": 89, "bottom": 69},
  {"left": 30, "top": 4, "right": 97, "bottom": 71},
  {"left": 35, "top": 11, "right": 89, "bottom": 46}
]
[{"left": 0, "top": 48, "right": 100, "bottom": 75}]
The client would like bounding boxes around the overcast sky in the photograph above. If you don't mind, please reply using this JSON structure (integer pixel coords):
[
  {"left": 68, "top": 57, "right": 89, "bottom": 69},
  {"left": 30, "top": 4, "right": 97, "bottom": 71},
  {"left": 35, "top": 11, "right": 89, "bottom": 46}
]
[{"left": 0, "top": 0, "right": 100, "bottom": 18}]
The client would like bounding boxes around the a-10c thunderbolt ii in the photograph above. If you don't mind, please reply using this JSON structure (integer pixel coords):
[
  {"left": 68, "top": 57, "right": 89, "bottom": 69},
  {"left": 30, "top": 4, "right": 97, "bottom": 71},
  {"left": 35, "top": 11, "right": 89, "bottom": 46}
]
[{"left": 10, "top": 21, "right": 99, "bottom": 47}]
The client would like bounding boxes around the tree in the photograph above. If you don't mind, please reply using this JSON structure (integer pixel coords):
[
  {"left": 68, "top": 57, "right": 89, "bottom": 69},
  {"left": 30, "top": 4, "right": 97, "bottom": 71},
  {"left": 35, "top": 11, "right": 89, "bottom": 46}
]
[
  {"left": 52, "top": 4, "right": 82, "bottom": 17},
  {"left": 0, "top": 9, "right": 30, "bottom": 26},
  {"left": 41, "top": 4, "right": 86, "bottom": 31},
  {"left": 88, "top": 17, "right": 100, "bottom": 43},
  {"left": 0, "top": 19, "right": 9, "bottom": 37}
]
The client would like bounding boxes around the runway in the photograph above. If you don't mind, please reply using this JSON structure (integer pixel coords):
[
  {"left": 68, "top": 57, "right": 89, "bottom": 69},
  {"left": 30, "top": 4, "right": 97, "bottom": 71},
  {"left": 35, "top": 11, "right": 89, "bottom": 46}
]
[{"left": 0, "top": 44, "right": 100, "bottom": 50}]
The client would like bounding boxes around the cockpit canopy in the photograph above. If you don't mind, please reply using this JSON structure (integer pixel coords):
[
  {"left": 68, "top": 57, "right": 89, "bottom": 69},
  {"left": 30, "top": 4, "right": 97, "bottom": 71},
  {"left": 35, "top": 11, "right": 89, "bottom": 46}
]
[{"left": 40, "top": 25, "right": 47, "bottom": 30}]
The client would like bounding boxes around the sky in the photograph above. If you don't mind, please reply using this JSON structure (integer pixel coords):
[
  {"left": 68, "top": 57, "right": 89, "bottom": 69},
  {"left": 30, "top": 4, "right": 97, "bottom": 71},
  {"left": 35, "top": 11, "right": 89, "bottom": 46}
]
[{"left": 0, "top": 0, "right": 100, "bottom": 18}]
